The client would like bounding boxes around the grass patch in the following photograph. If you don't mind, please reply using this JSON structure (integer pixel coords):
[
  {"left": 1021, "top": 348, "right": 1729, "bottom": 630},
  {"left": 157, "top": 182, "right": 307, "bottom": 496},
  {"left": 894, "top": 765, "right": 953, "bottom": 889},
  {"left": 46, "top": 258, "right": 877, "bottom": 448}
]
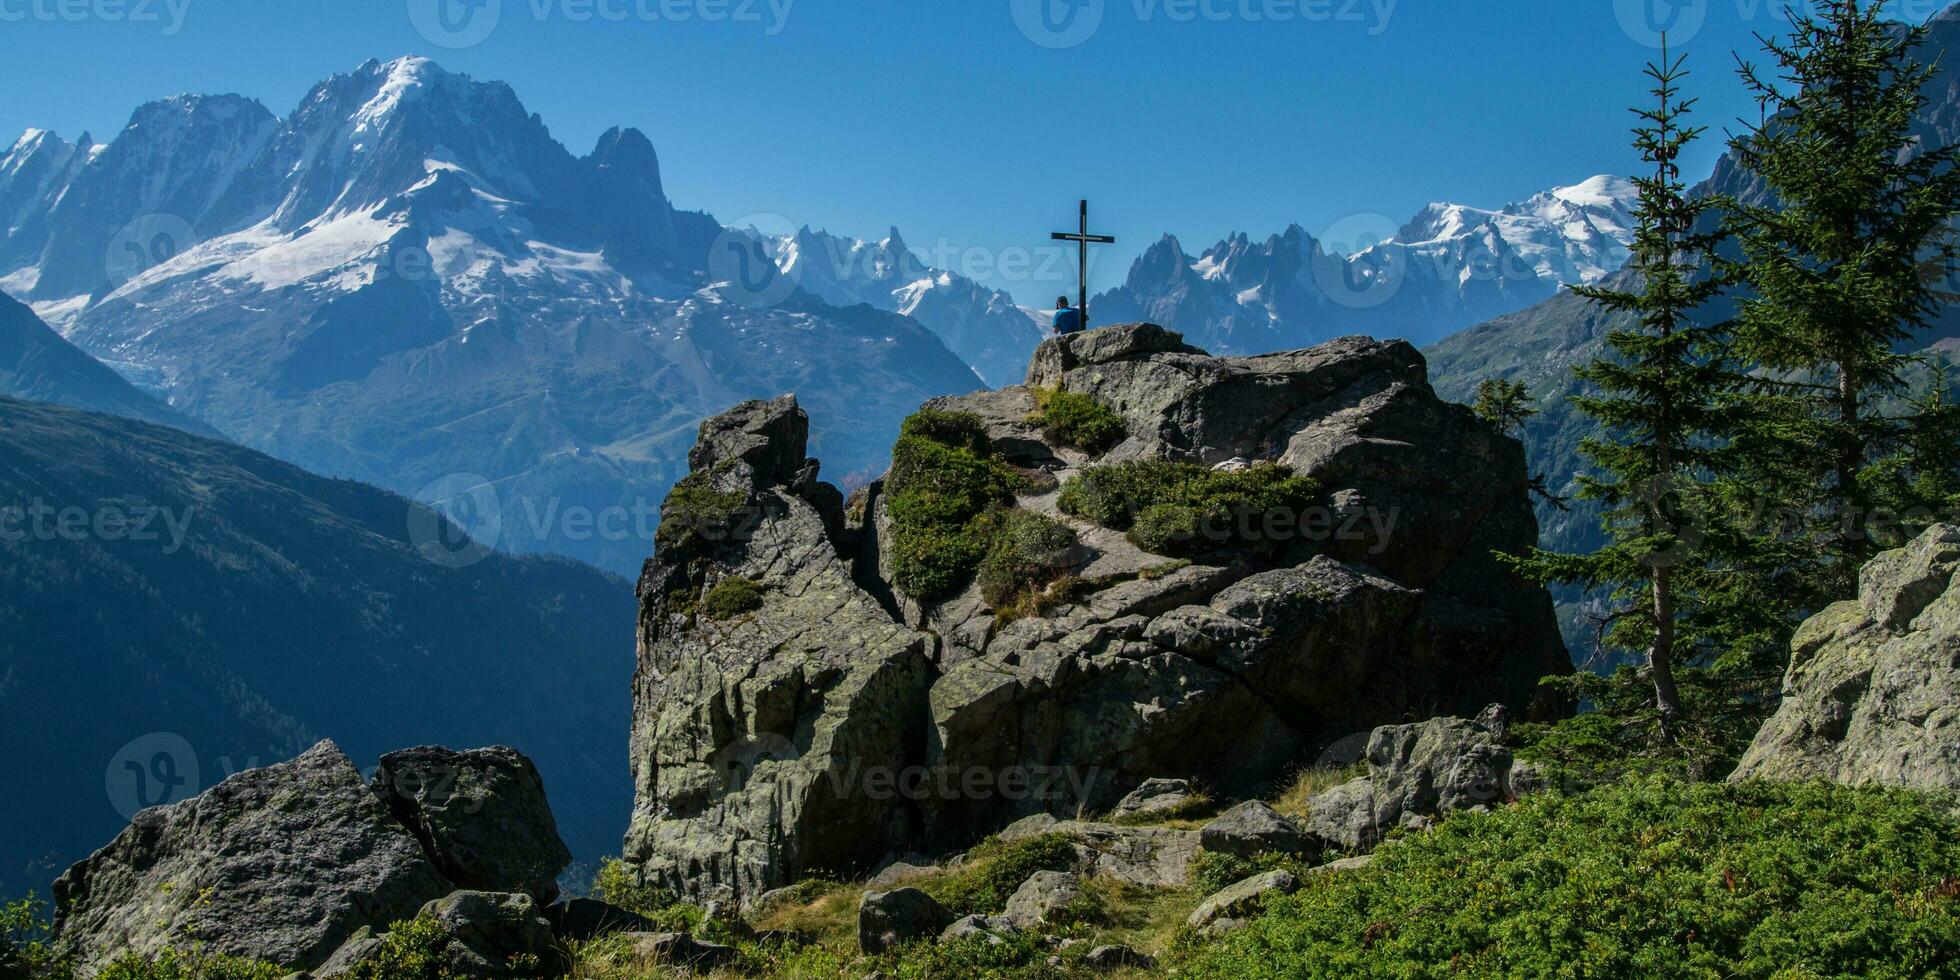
[
  {"left": 921, "top": 833, "right": 1082, "bottom": 918},
  {"left": 1181, "top": 777, "right": 1960, "bottom": 979},
  {"left": 1028, "top": 388, "right": 1126, "bottom": 455},
  {"left": 1271, "top": 765, "right": 1359, "bottom": 821},
  {"left": 702, "top": 575, "right": 765, "bottom": 621},
  {"left": 1058, "top": 461, "right": 1320, "bottom": 560}
]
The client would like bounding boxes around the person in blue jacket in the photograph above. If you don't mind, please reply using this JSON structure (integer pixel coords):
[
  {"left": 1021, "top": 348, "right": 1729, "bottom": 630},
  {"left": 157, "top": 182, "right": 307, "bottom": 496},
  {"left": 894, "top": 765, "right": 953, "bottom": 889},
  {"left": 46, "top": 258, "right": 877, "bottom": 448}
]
[{"left": 1051, "top": 296, "right": 1085, "bottom": 335}]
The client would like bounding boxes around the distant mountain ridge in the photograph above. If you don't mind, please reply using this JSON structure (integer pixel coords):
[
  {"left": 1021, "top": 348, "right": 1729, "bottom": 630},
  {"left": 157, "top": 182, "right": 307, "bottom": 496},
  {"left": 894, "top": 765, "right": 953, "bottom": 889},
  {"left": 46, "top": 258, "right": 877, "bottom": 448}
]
[
  {"left": 0, "top": 395, "right": 633, "bottom": 899},
  {"left": 0, "top": 57, "right": 989, "bottom": 575},
  {"left": 0, "top": 292, "right": 216, "bottom": 436},
  {"left": 1092, "top": 175, "right": 1638, "bottom": 354}
]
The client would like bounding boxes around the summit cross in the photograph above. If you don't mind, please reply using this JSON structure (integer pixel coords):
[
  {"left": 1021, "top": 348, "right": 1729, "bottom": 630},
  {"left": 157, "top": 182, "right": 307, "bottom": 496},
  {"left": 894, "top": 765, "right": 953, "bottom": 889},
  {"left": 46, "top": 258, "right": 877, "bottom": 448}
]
[{"left": 1050, "top": 199, "right": 1115, "bottom": 327}]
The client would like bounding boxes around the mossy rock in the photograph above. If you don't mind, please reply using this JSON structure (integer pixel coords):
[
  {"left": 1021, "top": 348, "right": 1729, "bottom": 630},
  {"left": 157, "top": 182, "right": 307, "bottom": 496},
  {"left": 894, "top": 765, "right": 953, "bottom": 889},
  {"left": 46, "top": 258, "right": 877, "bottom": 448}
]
[{"left": 702, "top": 576, "right": 765, "bottom": 621}]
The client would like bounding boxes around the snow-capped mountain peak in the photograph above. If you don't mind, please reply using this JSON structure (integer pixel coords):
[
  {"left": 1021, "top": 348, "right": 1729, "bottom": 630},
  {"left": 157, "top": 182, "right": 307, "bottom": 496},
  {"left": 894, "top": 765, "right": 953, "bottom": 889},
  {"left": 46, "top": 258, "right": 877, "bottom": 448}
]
[{"left": 1094, "top": 175, "right": 1642, "bottom": 352}]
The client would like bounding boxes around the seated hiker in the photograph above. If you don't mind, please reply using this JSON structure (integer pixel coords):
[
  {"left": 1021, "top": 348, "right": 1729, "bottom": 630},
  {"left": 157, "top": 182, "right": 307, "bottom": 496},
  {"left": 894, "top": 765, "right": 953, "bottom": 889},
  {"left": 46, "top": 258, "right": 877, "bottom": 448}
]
[{"left": 1052, "top": 296, "right": 1085, "bottom": 335}]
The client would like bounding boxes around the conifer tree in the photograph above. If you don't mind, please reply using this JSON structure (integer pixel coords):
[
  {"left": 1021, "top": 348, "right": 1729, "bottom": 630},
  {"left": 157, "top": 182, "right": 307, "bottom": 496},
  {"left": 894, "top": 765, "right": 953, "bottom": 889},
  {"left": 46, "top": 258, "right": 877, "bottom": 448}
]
[
  {"left": 1725, "top": 0, "right": 1960, "bottom": 596},
  {"left": 1472, "top": 378, "right": 1537, "bottom": 435},
  {"left": 1505, "top": 40, "right": 1733, "bottom": 740}
]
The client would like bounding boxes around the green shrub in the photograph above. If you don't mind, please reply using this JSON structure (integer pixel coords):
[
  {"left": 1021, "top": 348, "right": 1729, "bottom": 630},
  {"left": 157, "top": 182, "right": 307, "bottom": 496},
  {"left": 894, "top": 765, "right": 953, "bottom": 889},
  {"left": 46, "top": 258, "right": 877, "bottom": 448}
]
[
  {"left": 1184, "top": 778, "right": 1960, "bottom": 979},
  {"left": 888, "top": 929, "right": 1067, "bottom": 979},
  {"left": 1058, "top": 460, "right": 1206, "bottom": 530},
  {"left": 2, "top": 895, "right": 71, "bottom": 980},
  {"left": 335, "top": 914, "right": 455, "bottom": 980},
  {"left": 901, "top": 408, "right": 993, "bottom": 454},
  {"left": 1129, "top": 503, "right": 1206, "bottom": 556},
  {"left": 701, "top": 576, "right": 765, "bottom": 620},
  {"left": 923, "top": 833, "right": 1081, "bottom": 917},
  {"left": 98, "top": 948, "right": 282, "bottom": 980},
  {"left": 654, "top": 466, "right": 750, "bottom": 560},
  {"left": 1059, "top": 460, "right": 1321, "bottom": 559},
  {"left": 975, "top": 509, "right": 1080, "bottom": 605},
  {"left": 1028, "top": 388, "right": 1125, "bottom": 455},
  {"left": 886, "top": 411, "right": 1037, "bottom": 601}
]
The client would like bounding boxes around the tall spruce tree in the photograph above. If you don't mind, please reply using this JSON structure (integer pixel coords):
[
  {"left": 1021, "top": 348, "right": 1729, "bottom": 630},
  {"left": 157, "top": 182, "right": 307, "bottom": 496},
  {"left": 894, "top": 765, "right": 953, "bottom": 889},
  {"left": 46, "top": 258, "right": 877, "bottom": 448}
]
[
  {"left": 1725, "top": 0, "right": 1960, "bottom": 596},
  {"left": 1505, "top": 41, "right": 1733, "bottom": 740}
]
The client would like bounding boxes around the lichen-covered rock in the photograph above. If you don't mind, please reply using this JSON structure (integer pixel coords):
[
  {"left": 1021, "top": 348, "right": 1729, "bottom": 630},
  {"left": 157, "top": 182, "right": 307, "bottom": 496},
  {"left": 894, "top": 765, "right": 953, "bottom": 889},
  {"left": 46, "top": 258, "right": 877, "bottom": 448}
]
[
  {"left": 371, "top": 746, "right": 571, "bottom": 903},
  {"left": 1109, "top": 778, "right": 1196, "bottom": 819},
  {"left": 857, "top": 888, "right": 953, "bottom": 954},
  {"left": 625, "top": 397, "right": 934, "bottom": 906},
  {"left": 51, "top": 741, "right": 449, "bottom": 974},
  {"left": 627, "top": 325, "right": 1570, "bottom": 901},
  {"left": 1304, "top": 712, "right": 1519, "bottom": 850},
  {"left": 626, "top": 931, "right": 738, "bottom": 971},
  {"left": 1731, "top": 524, "right": 1960, "bottom": 789},
  {"left": 1199, "top": 801, "right": 1317, "bottom": 858},
  {"left": 1002, "top": 870, "right": 1084, "bottom": 927},
  {"left": 1187, "top": 869, "right": 1300, "bottom": 930},
  {"left": 940, "top": 914, "right": 1018, "bottom": 943},
  {"left": 998, "top": 817, "right": 1200, "bottom": 889}
]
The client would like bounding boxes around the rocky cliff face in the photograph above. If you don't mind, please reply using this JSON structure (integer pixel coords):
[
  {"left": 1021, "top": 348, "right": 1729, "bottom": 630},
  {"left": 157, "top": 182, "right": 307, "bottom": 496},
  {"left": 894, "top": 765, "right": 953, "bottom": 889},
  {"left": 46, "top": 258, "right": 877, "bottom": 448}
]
[
  {"left": 625, "top": 324, "right": 1571, "bottom": 905},
  {"left": 1731, "top": 524, "right": 1960, "bottom": 789}
]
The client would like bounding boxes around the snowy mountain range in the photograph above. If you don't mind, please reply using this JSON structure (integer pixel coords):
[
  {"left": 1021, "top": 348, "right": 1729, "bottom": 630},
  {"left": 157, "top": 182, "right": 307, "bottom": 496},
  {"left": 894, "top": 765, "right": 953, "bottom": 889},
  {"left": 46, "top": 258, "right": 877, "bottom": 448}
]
[
  {"left": 770, "top": 225, "right": 1047, "bottom": 386},
  {"left": 0, "top": 57, "right": 988, "bottom": 575},
  {"left": 1094, "top": 175, "right": 1638, "bottom": 352}
]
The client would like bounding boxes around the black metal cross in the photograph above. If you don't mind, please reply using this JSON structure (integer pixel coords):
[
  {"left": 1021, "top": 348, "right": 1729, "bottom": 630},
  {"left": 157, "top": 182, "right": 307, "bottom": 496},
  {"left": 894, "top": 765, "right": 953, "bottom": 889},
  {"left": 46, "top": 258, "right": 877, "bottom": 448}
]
[{"left": 1051, "top": 199, "right": 1115, "bottom": 326}]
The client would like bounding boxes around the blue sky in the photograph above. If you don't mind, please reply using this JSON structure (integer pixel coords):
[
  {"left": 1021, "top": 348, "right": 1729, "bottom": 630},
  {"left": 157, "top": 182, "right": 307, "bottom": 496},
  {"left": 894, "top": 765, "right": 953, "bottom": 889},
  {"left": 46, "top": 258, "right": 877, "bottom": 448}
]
[{"left": 0, "top": 0, "right": 1947, "bottom": 306}]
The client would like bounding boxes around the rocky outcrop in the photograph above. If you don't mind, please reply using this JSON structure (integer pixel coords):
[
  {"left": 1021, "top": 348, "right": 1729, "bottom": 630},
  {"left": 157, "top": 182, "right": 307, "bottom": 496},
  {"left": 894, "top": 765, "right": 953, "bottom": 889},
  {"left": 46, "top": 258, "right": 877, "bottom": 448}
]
[
  {"left": 626, "top": 325, "right": 1571, "bottom": 904},
  {"left": 372, "top": 746, "right": 572, "bottom": 903},
  {"left": 1110, "top": 778, "right": 1196, "bottom": 819},
  {"left": 1731, "top": 524, "right": 1960, "bottom": 788},
  {"left": 1304, "top": 711, "right": 1521, "bottom": 850},
  {"left": 1199, "top": 801, "right": 1317, "bottom": 859},
  {"left": 625, "top": 395, "right": 935, "bottom": 905},
  {"left": 51, "top": 741, "right": 450, "bottom": 974}
]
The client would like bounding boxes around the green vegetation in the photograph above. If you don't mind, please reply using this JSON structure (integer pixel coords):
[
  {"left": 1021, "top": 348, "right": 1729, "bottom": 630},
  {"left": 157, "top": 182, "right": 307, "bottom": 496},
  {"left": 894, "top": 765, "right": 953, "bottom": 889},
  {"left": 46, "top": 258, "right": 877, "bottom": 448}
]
[
  {"left": 974, "top": 509, "right": 1079, "bottom": 607},
  {"left": 1470, "top": 378, "right": 1538, "bottom": 435},
  {"left": 1499, "top": 41, "right": 1747, "bottom": 742},
  {"left": 97, "top": 949, "right": 283, "bottom": 980},
  {"left": 885, "top": 410, "right": 1079, "bottom": 603},
  {"left": 653, "top": 464, "right": 751, "bottom": 562},
  {"left": 702, "top": 576, "right": 765, "bottom": 621},
  {"left": 334, "top": 915, "right": 456, "bottom": 980},
  {"left": 1058, "top": 461, "right": 1320, "bottom": 559},
  {"left": 920, "top": 834, "right": 1081, "bottom": 918},
  {"left": 1028, "top": 388, "right": 1126, "bottom": 455},
  {"left": 591, "top": 857, "right": 710, "bottom": 933},
  {"left": 1184, "top": 778, "right": 1960, "bottom": 979},
  {"left": 1, "top": 895, "right": 69, "bottom": 980}
]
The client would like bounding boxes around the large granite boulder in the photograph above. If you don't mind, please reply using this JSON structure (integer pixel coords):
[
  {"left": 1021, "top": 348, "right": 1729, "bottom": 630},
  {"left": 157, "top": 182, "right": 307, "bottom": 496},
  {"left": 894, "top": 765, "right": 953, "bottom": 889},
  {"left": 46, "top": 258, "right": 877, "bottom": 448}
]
[
  {"left": 415, "top": 890, "right": 560, "bottom": 977},
  {"left": 626, "top": 326, "right": 1570, "bottom": 901},
  {"left": 625, "top": 396, "right": 935, "bottom": 906},
  {"left": 1304, "top": 712, "right": 1520, "bottom": 850},
  {"left": 1731, "top": 524, "right": 1960, "bottom": 788},
  {"left": 857, "top": 888, "right": 953, "bottom": 954},
  {"left": 372, "top": 746, "right": 572, "bottom": 903},
  {"left": 51, "top": 741, "right": 450, "bottom": 974}
]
